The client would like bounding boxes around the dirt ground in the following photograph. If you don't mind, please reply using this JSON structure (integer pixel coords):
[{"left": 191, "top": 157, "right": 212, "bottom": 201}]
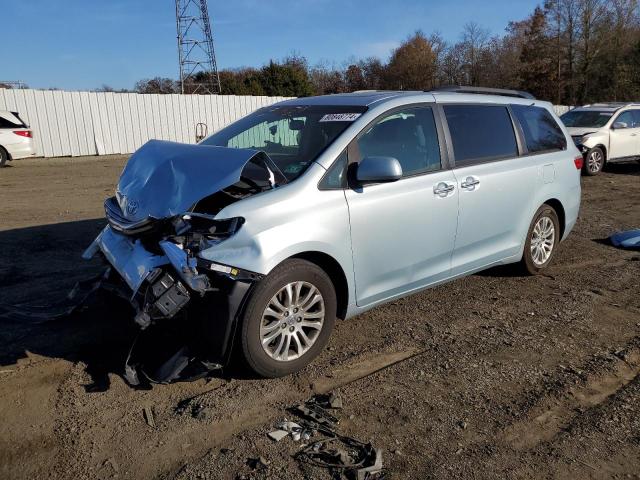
[{"left": 0, "top": 155, "right": 639, "bottom": 480}]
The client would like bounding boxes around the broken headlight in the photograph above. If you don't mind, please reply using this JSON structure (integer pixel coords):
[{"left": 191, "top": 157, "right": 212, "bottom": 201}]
[{"left": 170, "top": 215, "right": 244, "bottom": 252}]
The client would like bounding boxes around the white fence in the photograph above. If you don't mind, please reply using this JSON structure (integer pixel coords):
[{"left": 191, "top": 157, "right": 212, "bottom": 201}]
[
  {"left": 0, "top": 88, "right": 573, "bottom": 159},
  {"left": 0, "top": 88, "right": 292, "bottom": 158},
  {"left": 553, "top": 105, "right": 573, "bottom": 116}
]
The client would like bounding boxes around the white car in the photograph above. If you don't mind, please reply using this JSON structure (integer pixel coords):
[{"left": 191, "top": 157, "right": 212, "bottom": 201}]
[
  {"left": 561, "top": 102, "right": 640, "bottom": 175},
  {"left": 0, "top": 110, "right": 36, "bottom": 167}
]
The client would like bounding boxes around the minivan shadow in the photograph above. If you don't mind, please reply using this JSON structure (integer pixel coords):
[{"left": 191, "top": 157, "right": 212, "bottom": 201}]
[
  {"left": 474, "top": 264, "right": 524, "bottom": 278},
  {"left": 0, "top": 219, "right": 129, "bottom": 390}
]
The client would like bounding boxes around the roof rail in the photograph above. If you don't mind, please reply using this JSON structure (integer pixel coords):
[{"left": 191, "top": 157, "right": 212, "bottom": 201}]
[
  {"left": 430, "top": 85, "right": 536, "bottom": 100},
  {"left": 584, "top": 102, "right": 640, "bottom": 108}
]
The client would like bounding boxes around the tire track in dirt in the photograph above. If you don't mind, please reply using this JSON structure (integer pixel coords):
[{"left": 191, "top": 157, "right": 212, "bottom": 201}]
[{"left": 501, "top": 330, "right": 640, "bottom": 450}]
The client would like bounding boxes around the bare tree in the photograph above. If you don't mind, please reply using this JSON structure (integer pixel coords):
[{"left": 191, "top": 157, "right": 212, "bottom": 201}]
[{"left": 460, "top": 22, "right": 490, "bottom": 85}]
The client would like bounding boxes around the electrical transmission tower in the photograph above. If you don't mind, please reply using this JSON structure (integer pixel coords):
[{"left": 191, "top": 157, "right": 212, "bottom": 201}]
[{"left": 175, "top": 0, "right": 221, "bottom": 94}]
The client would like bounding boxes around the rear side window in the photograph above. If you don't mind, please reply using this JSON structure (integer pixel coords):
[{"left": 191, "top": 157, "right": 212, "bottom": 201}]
[
  {"left": 444, "top": 105, "right": 518, "bottom": 165},
  {"left": 511, "top": 105, "right": 567, "bottom": 153}
]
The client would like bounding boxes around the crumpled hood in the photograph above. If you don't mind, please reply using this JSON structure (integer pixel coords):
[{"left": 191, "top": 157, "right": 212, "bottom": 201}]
[
  {"left": 565, "top": 127, "right": 599, "bottom": 137},
  {"left": 116, "top": 140, "right": 261, "bottom": 222}
]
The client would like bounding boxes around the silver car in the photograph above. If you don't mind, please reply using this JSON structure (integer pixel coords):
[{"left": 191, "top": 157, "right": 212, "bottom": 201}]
[{"left": 84, "top": 87, "right": 582, "bottom": 380}]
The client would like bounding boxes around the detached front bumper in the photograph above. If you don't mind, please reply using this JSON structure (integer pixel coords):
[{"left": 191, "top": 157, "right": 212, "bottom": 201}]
[{"left": 83, "top": 226, "right": 261, "bottom": 369}]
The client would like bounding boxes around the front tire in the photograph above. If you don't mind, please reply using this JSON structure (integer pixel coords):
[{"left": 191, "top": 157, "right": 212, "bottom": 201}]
[
  {"left": 520, "top": 205, "right": 560, "bottom": 275},
  {"left": 583, "top": 147, "right": 605, "bottom": 176},
  {"left": 0, "top": 147, "right": 8, "bottom": 167},
  {"left": 240, "top": 259, "right": 336, "bottom": 378}
]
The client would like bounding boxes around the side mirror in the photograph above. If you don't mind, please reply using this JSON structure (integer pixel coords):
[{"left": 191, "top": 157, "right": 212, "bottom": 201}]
[
  {"left": 612, "top": 121, "right": 628, "bottom": 130},
  {"left": 356, "top": 156, "right": 403, "bottom": 184}
]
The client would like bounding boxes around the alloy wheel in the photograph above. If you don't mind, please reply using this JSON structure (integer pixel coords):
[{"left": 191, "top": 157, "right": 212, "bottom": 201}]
[
  {"left": 530, "top": 216, "right": 555, "bottom": 266},
  {"left": 259, "top": 281, "right": 325, "bottom": 362},
  {"left": 587, "top": 150, "right": 603, "bottom": 173}
]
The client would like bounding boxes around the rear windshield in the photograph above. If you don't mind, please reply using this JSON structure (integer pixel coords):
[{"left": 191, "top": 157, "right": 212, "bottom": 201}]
[
  {"left": 201, "top": 105, "right": 367, "bottom": 181},
  {"left": 560, "top": 110, "right": 613, "bottom": 128},
  {"left": 0, "top": 112, "right": 27, "bottom": 129}
]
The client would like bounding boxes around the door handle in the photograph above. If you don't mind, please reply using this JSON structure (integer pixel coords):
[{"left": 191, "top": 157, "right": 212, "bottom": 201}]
[
  {"left": 460, "top": 176, "right": 480, "bottom": 190},
  {"left": 433, "top": 182, "right": 455, "bottom": 197}
]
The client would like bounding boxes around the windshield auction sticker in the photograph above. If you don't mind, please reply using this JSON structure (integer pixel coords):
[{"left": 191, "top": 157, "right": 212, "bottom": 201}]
[{"left": 319, "top": 113, "right": 362, "bottom": 122}]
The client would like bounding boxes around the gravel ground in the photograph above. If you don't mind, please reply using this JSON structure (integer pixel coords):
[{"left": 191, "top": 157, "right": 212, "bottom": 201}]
[{"left": 0, "top": 155, "right": 639, "bottom": 480}]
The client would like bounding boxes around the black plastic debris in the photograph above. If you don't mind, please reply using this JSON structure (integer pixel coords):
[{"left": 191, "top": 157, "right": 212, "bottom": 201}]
[
  {"left": 288, "top": 392, "right": 386, "bottom": 479},
  {"left": 297, "top": 437, "right": 384, "bottom": 480},
  {"left": 308, "top": 392, "right": 344, "bottom": 410},
  {"left": 290, "top": 401, "right": 339, "bottom": 429},
  {"left": 610, "top": 229, "right": 640, "bottom": 250}
]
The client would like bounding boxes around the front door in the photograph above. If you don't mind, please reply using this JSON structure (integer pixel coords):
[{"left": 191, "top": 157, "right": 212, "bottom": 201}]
[
  {"left": 344, "top": 105, "right": 458, "bottom": 307},
  {"left": 609, "top": 110, "right": 640, "bottom": 159}
]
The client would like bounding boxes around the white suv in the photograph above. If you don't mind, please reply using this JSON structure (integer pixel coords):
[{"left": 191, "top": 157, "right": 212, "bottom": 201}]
[
  {"left": 0, "top": 110, "right": 36, "bottom": 167},
  {"left": 561, "top": 103, "right": 640, "bottom": 175}
]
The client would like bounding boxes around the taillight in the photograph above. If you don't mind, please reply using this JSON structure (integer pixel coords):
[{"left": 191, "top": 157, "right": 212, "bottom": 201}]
[
  {"left": 13, "top": 130, "right": 32, "bottom": 138},
  {"left": 574, "top": 155, "right": 584, "bottom": 170}
]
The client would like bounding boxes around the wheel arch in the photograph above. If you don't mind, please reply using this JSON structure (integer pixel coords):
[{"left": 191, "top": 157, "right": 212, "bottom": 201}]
[
  {"left": 542, "top": 198, "right": 566, "bottom": 239},
  {"left": 289, "top": 251, "right": 349, "bottom": 320},
  {"left": 0, "top": 144, "right": 10, "bottom": 160}
]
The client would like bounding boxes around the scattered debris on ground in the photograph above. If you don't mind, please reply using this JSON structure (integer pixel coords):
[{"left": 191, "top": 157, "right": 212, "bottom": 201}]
[{"left": 264, "top": 392, "right": 386, "bottom": 479}]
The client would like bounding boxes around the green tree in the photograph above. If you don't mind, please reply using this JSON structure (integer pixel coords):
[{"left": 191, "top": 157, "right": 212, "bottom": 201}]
[
  {"left": 385, "top": 31, "right": 437, "bottom": 90},
  {"left": 259, "top": 56, "right": 314, "bottom": 97},
  {"left": 519, "top": 7, "right": 557, "bottom": 100}
]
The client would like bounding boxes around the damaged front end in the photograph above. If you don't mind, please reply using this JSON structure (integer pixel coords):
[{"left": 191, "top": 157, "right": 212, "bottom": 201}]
[{"left": 84, "top": 140, "right": 284, "bottom": 385}]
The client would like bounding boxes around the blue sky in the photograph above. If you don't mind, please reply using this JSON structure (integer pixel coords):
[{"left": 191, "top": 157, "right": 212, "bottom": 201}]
[{"left": 2, "top": 0, "right": 541, "bottom": 91}]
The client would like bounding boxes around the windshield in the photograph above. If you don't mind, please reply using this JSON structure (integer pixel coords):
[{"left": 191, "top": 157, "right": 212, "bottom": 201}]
[
  {"left": 560, "top": 110, "right": 613, "bottom": 128},
  {"left": 201, "top": 105, "right": 367, "bottom": 181}
]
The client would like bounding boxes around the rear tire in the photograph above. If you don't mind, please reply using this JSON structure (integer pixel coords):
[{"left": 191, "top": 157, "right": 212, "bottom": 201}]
[
  {"left": 583, "top": 147, "right": 604, "bottom": 176},
  {"left": 519, "top": 205, "right": 560, "bottom": 275},
  {"left": 240, "top": 259, "right": 336, "bottom": 378},
  {"left": 0, "top": 147, "right": 8, "bottom": 167}
]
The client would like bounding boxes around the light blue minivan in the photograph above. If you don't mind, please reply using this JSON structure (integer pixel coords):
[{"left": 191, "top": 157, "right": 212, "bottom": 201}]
[{"left": 85, "top": 86, "right": 582, "bottom": 380}]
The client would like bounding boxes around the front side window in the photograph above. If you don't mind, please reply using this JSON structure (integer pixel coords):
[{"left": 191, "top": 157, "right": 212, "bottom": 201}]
[
  {"left": 613, "top": 111, "right": 638, "bottom": 128},
  {"left": 444, "top": 105, "right": 518, "bottom": 165},
  {"left": 560, "top": 110, "right": 613, "bottom": 128},
  {"left": 356, "top": 106, "right": 441, "bottom": 176},
  {"left": 511, "top": 104, "right": 567, "bottom": 153},
  {"left": 202, "top": 105, "right": 366, "bottom": 181}
]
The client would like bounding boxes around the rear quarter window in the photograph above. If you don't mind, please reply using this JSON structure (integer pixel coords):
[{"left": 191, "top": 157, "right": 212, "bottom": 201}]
[
  {"left": 512, "top": 104, "right": 567, "bottom": 153},
  {"left": 443, "top": 105, "right": 518, "bottom": 165}
]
